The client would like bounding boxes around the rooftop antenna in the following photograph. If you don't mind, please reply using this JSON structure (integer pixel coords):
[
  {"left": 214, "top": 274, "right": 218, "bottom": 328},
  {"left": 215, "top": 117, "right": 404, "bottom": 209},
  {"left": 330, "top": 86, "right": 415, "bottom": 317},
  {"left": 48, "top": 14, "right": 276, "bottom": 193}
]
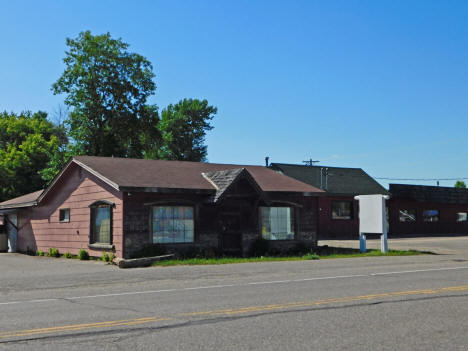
[{"left": 302, "top": 158, "right": 320, "bottom": 166}]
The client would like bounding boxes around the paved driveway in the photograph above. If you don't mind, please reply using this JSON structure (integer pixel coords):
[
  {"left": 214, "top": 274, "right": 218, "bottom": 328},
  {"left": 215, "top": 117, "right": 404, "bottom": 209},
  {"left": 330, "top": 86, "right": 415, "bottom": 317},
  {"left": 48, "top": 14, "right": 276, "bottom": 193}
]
[{"left": 319, "top": 236, "right": 468, "bottom": 255}]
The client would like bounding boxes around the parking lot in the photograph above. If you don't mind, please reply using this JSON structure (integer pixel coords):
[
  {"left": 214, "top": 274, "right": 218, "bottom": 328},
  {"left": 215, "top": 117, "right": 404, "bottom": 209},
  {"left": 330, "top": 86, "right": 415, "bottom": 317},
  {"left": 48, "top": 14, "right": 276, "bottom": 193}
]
[{"left": 320, "top": 235, "right": 468, "bottom": 255}]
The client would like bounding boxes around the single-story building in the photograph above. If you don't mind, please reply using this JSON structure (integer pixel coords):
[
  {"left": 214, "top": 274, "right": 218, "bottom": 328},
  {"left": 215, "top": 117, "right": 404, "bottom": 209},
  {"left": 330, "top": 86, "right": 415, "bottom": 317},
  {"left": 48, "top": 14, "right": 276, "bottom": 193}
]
[
  {"left": 0, "top": 156, "right": 323, "bottom": 258},
  {"left": 269, "top": 163, "right": 388, "bottom": 239},
  {"left": 388, "top": 184, "right": 468, "bottom": 236}
]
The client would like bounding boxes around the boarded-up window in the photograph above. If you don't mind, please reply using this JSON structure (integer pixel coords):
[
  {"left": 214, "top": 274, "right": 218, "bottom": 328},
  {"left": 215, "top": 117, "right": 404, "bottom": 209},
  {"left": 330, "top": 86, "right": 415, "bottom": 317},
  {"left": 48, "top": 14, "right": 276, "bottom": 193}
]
[
  {"left": 260, "top": 207, "right": 295, "bottom": 240},
  {"left": 91, "top": 206, "right": 112, "bottom": 244},
  {"left": 152, "top": 206, "right": 194, "bottom": 244},
  {"left": 399, "top": 209, "right": 416, "bottom": 222},
  {"left": 332, "top": 201, "right": 353, "bottom": 220}
]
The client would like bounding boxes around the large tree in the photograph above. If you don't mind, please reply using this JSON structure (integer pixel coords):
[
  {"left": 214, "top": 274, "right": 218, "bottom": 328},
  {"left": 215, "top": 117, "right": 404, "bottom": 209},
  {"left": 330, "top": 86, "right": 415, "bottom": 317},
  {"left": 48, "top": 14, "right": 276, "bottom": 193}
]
[
  {"left": 158, "top": 99, "right": 217, "bottom": 161},
  {"left": 52, "top": 31, "right": 159, "bottom": 158},
  {"left": 455, "top": 180, "right": 467, "bottom": 189},
  {"left": 0, "top": 111, "right": 66, "bottom": 202}
]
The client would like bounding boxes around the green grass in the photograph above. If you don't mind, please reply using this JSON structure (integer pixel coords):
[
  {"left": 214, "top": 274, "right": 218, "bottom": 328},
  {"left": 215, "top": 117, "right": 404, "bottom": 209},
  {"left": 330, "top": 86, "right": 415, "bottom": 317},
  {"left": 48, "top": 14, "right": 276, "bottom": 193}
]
[{"left": 151, "top": 247, "right": 432, "bottom": 267}]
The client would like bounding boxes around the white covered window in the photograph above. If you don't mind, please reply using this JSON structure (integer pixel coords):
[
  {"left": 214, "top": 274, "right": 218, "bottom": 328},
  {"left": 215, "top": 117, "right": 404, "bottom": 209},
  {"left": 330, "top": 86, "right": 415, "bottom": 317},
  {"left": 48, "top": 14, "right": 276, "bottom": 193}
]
[
  {"left": 260, "top": 207, "right": 295, "bottom": 240},
  {"left": 90, "top": 205, "right": 112, "bottom": 244},
  {"left": 152, "top": 206, "right": 194, "bottom": 244}
]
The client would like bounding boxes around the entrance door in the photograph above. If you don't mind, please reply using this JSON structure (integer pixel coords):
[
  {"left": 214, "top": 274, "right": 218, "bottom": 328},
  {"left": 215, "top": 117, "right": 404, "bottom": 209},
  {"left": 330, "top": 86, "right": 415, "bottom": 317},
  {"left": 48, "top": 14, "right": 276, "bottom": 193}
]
[{"left": 219, "top": 213, "right": 242, "bottom": 253}]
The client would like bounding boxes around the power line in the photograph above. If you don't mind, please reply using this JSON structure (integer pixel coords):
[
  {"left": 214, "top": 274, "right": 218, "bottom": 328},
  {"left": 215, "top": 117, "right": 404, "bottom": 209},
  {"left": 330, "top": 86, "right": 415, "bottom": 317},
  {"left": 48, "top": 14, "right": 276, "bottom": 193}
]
[{"left": 374, "top": 177, "right": 468, "bottom": 181}]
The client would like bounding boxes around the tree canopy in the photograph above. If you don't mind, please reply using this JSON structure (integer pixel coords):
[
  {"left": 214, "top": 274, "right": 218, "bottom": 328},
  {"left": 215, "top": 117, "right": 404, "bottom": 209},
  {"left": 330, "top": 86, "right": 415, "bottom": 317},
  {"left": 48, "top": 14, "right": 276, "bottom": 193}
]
[
  {"left": 0, "top": 111, "right": 66, "bottom": 202},
  {"left": 454, "top": 180, "right": 467, "bottom": 189},
  {"left": 157, "top": 99, "right": 217, "bottom": 162},
  {"left": 1, "top": 31, "right": 219, "bottom": 201},
  {"left": 52, "top": 31, "right": 158, "bottom": 158}
]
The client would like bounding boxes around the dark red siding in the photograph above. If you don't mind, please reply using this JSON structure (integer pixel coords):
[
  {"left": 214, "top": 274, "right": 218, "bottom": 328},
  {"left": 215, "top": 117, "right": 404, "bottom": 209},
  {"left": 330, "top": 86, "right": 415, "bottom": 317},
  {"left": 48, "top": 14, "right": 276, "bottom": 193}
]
[
  {"left": 317, "top": 196, "right": 359, "bottom": 239},
  {"left": 388, "top": 199, "right": 468, "bottom": 236}
]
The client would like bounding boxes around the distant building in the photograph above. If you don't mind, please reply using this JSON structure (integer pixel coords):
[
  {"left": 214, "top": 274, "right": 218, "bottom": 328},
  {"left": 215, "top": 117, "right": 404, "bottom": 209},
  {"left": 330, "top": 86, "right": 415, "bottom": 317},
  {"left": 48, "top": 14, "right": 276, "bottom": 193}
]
[
  {"left": 388, "top": 184, "right": 468, "bottom": 236},
  {"left": 270, "top": 163, "right": 388, "bottom": 239}
]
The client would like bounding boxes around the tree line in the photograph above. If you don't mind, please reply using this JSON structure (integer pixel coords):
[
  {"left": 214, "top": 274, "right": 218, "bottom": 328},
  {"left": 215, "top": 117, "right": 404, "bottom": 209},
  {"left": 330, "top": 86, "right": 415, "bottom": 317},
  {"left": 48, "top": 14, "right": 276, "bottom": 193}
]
[{"left": 0, "top": 31, "right": 217, "bottom": 202}]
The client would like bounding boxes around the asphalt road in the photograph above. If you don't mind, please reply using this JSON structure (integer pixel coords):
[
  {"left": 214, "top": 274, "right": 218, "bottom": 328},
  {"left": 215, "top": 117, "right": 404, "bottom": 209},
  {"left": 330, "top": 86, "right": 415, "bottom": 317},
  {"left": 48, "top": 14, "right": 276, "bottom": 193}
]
[{"left": 1, "top": 239, "right": 468, "bottom": 350}]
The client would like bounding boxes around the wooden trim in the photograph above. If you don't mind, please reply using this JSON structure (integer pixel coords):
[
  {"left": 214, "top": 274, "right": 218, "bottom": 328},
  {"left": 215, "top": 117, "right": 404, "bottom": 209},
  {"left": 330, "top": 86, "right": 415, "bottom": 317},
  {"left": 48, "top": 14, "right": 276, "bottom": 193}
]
[{"left": 89, "top": 199, "right": 115, "bottom": 208}]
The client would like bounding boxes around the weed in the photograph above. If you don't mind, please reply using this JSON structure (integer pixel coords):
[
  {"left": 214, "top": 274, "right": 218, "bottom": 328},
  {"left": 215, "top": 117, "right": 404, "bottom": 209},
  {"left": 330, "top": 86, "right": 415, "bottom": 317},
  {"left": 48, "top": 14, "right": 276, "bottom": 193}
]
[
  {"left": 48, "top": 248, "right": 60, "bottom": 257},
  {"left": 78, "top": 249, "right": 89, "bottom": 260}
]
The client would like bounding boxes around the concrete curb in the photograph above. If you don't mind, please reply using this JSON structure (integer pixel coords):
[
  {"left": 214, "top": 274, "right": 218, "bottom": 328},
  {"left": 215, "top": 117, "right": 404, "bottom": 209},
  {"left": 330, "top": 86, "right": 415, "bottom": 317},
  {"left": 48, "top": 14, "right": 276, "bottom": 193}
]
[{"left": 115, "top": 254, "right": 175, "bottom": 268}]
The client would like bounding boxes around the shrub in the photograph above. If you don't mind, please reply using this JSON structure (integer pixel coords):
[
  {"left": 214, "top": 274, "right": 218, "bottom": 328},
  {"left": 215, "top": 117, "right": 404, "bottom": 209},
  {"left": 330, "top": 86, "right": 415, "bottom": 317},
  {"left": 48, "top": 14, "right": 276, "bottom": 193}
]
[
  {"left": 250, "top": 238, "right": 269, "bottom": 257},
  {"left": 63, "top": 252, "right": 73, "bottom": 259},
  {"left": 36, "top": 250, "right": 44, "bottom": 256},
  {"left": 303, "top": 253, "right": 320, "bottom": 260},
  {"left": 102, "top": 252, "right": 116, "bottom": 263},
  {"left": 48, "top": 248, "right": 60, "bottom": 257},
  {"left": 78, "top": 249, "right": 89, "bottom": 260}
]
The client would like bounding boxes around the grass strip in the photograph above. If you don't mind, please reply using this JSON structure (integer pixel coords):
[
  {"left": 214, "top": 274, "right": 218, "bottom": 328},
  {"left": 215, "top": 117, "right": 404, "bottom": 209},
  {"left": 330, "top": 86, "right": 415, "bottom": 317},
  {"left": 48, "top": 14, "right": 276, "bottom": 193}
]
[{"left": 152, "top": 248, "right": 432, "bottom": 267}]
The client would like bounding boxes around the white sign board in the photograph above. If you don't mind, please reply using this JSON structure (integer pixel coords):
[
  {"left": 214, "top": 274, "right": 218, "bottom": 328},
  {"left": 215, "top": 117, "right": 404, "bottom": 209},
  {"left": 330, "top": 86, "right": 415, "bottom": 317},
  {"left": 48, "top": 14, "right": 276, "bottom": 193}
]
[
  {"left": 354, "top": 194, "right": 389, "bottom": 253},
  {"left": 357, "top": 195, "right": 386, "bottom": 233}
]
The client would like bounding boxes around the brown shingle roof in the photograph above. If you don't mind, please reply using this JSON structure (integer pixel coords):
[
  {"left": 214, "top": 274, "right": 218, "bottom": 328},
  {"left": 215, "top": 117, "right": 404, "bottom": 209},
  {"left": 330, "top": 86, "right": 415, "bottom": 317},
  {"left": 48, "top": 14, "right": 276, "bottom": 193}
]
[
  {"left": 0, "top": 190, "right": 43, "bottom": 209},
  {"left": 73, "top": 156, "right": 323, "bottom": 194}
]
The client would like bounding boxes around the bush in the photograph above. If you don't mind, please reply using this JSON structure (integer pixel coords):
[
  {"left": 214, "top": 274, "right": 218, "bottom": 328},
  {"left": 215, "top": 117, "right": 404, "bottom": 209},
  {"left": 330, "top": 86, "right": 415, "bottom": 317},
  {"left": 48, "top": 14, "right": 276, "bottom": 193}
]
[
  {"left": 130, "top": 244, "right": 166, "bottom": 259},
  {"left": 78, "top": 249, "right": 89, "bottom": 260},
  {"left": 109, "top": 252, "right": 115, "bottom": 262},
  {"left": 303, "top": 253, "right": 320, "bottom": 260},
  {"left": 36, "top": 250, "right": 44, "bottom": 256},
  {"left": 48, "top": 248, "right": 60, "bottom": 257},
  {"left": 250, "top": 238, "right": 269, "bottom": 257},
  {"left": 63, "top": 252, "right": 73, "bottom": 259}
]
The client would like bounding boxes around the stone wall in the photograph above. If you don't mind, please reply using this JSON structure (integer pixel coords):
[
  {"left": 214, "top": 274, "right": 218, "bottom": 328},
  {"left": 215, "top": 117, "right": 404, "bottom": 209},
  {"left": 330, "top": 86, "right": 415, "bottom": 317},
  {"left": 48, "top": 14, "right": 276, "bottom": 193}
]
[{"left": 122, "top": 191, "right": 319, "bottom": 258}]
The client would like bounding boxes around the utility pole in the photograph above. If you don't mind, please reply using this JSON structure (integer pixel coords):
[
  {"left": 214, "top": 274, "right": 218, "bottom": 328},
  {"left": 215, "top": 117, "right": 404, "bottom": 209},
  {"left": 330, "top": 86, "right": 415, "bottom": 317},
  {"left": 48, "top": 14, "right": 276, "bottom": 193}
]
[{"left": 302, "top": 158, "right": 320, "bottom": 166}]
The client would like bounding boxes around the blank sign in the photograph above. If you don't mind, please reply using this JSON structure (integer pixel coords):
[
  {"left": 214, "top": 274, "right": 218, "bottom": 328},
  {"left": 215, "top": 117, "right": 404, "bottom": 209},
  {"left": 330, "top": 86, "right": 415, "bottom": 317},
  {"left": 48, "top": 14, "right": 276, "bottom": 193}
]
[{"left": 357, "top": 195, "right": 385, "bottom": 233}]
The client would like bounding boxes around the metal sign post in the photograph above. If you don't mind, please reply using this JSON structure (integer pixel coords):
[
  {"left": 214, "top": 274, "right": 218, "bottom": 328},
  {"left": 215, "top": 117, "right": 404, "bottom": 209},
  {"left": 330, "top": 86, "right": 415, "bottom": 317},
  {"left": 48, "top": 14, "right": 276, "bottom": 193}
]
[{"left": 354, "top": 195, "right": 390, "bottom": 253}]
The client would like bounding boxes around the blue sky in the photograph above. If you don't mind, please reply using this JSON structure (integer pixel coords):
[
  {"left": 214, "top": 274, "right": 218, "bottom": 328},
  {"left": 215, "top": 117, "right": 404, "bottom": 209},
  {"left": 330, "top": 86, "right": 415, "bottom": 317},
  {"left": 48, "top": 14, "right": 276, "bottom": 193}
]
[{"left": 1, "top": 0, "right": 468, "bottom": 188}]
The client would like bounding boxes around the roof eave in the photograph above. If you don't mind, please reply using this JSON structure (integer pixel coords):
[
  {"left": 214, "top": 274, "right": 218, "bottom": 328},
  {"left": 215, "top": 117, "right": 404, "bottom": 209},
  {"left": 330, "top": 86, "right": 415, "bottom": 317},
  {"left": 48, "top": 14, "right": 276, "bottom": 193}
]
[
  {"left": 0, "top": 201, "right": 37, "bottom": 211},
  {"left": 37, "top": 157, "right": 120, "bottom": 204},
  {"left": 120, "top": 186, "right": 215, "bottom": 195}
]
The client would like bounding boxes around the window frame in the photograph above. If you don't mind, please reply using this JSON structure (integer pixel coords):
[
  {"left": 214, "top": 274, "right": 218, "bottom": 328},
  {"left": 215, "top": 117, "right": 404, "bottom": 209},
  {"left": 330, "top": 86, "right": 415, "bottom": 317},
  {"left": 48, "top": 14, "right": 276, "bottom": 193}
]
[
  {"left": 398, "top": 209, "right": 417, "bottom": 223},
  {"left": 331, "top": 201, "right": 354, "bottom": 220},
  {"left": 259, "top": 206, "right": 296, "bottom": 241},
  {"left": 151, "top": 205, "right": 195, "bottom": 244},
  {"left": 89, "top": 200, "right": 114, "bottom": 246},
  {"left": 59, "top": 208, "right": 70, "bottom": 223}
]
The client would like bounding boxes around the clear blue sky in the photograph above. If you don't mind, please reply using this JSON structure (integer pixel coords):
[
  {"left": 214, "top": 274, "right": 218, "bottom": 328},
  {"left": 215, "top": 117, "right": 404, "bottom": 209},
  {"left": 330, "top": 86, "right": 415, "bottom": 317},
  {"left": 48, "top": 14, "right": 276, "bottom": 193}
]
[{"left": 1, "top": 0, "right": 467, "bottom": 188}]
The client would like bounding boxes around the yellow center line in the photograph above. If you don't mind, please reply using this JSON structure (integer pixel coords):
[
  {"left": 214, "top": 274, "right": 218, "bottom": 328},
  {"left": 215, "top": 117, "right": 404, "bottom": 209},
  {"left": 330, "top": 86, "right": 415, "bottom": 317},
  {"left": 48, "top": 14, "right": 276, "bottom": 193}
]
[{"left": 2, "top": 285, "right": 468, "bottom": 339}]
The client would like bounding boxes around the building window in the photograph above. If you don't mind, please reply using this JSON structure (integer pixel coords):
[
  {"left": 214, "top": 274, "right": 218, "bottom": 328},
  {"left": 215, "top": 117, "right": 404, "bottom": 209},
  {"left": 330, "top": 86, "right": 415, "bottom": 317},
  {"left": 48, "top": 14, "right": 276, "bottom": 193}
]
[
  {"left": 90, "top": 205, "right": 112, "bottom": 244},
  {"left": 152, "top": 206, "right": 194, "bottom": 244},
  {"left": 423, "top": 210, "right": 439, "bottom": 222},
  {"left": 59, "top": 208, "right": 70, "bottom": 223},
  {"left": 260, "top": 207, "right": 295, "bottom": 240},
  {"left": 399, "top": 209, "right": 416, "bottom": 222},
  {"left": 331, "top": 201, "right": 353, "bottom": 220},
  {"left": 457, "top": 212, "right": 467, "bottom": 222}
]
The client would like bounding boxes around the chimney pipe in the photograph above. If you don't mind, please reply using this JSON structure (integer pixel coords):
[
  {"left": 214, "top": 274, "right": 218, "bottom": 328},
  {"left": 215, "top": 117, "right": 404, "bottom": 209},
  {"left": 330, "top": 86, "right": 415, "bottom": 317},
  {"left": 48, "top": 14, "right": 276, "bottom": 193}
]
[{"left": 265, "top": 156, "right": 270, "bottom": 167}]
